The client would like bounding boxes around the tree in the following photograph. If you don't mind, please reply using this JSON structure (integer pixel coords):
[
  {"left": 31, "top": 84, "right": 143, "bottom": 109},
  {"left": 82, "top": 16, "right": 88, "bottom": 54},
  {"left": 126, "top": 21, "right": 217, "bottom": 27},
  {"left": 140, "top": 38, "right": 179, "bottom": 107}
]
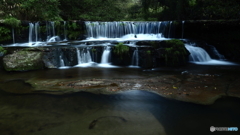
[
  {"left": 59, "top": 0, "right": 129, "bottom": 21},
  {"left": 139, "top": 0, "right": 240, "bottom": 20},
  {"left": 0, "top": 0, "right": 61, "bottom": 21}
]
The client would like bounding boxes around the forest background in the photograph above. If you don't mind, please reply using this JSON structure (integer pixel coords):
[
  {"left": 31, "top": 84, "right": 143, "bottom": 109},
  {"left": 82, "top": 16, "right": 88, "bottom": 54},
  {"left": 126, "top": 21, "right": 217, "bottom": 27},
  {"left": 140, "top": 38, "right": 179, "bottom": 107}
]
[{"left": 0, "top": 0, "right": 239, "bottom": 21}]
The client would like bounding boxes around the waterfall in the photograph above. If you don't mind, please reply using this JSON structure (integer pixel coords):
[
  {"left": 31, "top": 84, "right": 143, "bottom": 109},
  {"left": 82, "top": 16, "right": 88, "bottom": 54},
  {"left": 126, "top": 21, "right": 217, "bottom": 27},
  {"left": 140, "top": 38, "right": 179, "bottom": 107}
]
[
  {"left": 101, "top": 46, "right": 111, "bottom": 64},
  {"left": 59, "top": 55, "right": 65, "bottom": 67},
  {"left": 35, "top": 22, "right": 39, "bottom": 42},
  {"left": 63, "top": 21, "right": 67, "bottom": 41},
  {"left": 47, "top": 21, "right": 56, "bottom": 41},
  {"left": 28, "top": 22, "right": 40, "bottom": 44},
  {"left": 51, "top": 22, "right": 55, "bottom": 37},
  {"left": 85, "top": 21, "right": 169, "bottom": 38},
  {"left": 76, "top": 47, "right": 92, "bottom": 65},
  {"left": 185, "top": 44, "right": 211, "bottom": 62},
  {"left": 29, "top": 23, "right": 34, "bottom": 45},
  {"left": 185, "top": 44, "right": 237, "bottom": 65},
  {"left": 131, "top": 48, "right": 139, "bottom": 66}
]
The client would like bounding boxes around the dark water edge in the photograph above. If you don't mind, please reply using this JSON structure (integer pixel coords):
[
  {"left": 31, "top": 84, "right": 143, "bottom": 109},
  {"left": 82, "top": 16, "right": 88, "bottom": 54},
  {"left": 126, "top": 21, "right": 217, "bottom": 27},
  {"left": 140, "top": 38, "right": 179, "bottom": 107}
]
[{"left": 0, "top": 89, "right": 239, "bottom": 135}]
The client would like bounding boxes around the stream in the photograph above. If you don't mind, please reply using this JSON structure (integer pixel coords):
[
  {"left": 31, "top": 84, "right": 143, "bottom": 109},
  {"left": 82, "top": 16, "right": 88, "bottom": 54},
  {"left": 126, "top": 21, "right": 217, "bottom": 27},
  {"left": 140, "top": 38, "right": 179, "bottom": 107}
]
[{"left": 0, "top": 64, "right": 240, "bottom": 135}]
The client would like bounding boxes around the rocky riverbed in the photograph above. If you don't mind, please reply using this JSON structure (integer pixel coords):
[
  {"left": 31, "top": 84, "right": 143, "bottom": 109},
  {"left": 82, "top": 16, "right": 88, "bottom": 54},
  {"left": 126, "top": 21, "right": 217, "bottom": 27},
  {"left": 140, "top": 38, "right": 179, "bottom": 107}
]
[{"left": 0, "top": 64, "right": 239, "bottom": 105}]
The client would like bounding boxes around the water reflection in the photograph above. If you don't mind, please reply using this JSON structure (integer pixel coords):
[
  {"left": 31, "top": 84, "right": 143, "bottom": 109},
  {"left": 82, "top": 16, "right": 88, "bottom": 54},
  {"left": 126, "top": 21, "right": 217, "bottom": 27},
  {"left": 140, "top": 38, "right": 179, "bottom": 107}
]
[{"left": 0, "top": 90, "right": 239, "bottom": 135}]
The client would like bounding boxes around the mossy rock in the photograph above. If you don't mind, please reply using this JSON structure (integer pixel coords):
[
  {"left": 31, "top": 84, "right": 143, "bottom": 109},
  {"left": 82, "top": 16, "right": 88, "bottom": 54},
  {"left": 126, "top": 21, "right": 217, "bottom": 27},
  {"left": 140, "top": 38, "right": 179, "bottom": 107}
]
[
  {"left": 161, "top": 39, "right": 189, "bottom": 66},
  {"left": 113, "top": 42, "right": 129, "bottom": 55},
  {"left": 3, "top": 49, "right": 44, "bottom": 71}
]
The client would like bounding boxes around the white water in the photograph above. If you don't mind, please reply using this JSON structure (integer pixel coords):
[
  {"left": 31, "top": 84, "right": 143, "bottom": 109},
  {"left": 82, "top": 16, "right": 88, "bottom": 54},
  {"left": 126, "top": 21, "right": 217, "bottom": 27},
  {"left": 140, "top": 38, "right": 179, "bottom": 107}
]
[
  {"left": 59, "top": 55, "right": 65, "bottom": 67},
  {"left": 84, "top": 34, "right": 166, "bottom": 42},
  {"left": 29, "top": 23, "right": 34, "bottom": 45},
  {"left": 46, "top": 21, "right": 56, "bottom": 41},
  {"left": 185, "top": 44, "right": 212, "bottom": 62},
  {"left": 85, "top": 21, "right": 169, "bottom": 39},
  {"left": 47, "top": 36, "right": 61, "bottom": 43},
  {"left": 76, "top": 48, "right": 92, "bottom": 64},
  {"left": 131, "top": 48, "right": 139, "bottom": 67},
  {"left": 185, "top": 44, "right": 237, "bottom": 65},
  {"left": 35, "top": 22, "right": 39, "bottom": 42},
  {"left": 63, "top": 21, "right": 67, "bottom": 41},
  {"left": 101, "top": 46, "right": 111, "bottom": 64}
]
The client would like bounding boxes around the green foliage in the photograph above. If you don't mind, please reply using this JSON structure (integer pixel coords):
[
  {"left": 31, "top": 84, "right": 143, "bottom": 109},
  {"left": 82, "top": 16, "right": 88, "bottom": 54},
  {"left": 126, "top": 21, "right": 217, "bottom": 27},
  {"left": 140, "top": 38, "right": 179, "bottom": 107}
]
[
  {"left": 0, "top": 0, "right": 61, "bottom": 21},
  {"left": 0, "top": 46, "right": 7, "bottom": 54},
  {"left": 0, "top": 0, "right": 239, "bottom": 22},
  {"left": 163, "top": 39, "right": 187, "bottom": 66},
  {"left": 140, "top": 0, "right": 240, "bottom": 20},
  {"left": 0, "top": 26, "right": 11, "bottom": 42},
  {"left": 67, "top": 22, "right": 81, "bottom": 40},
  {"left": 114, "top": 42, "right": 129, "bottom": 55},
  {"left": 3, "top": 17, "right": 20, "bottom": 28}
]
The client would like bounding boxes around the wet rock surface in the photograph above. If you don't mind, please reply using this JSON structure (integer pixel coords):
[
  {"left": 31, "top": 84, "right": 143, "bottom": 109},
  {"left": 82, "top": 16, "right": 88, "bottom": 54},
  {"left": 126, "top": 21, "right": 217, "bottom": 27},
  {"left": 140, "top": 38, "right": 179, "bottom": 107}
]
[
  {"left": 0, "top": 64, "right": 239, "bottom": 105},
  {"left": 26, "top": 74, "right": 239, "bottom": 105}
]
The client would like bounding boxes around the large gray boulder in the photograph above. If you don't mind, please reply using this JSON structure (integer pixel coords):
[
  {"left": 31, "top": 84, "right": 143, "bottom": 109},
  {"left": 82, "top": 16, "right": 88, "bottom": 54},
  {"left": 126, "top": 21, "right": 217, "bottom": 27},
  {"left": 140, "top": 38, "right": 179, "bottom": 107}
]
[{"left": 3, "top": 49, "right": 44, "bottom": 71}]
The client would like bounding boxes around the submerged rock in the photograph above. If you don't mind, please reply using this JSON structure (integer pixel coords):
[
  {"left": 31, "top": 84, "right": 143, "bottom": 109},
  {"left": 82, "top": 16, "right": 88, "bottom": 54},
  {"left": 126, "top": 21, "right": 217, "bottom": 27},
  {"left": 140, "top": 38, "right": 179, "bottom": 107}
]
[{"left": 3, "top": 49, "right": 44, "bottom": 71}]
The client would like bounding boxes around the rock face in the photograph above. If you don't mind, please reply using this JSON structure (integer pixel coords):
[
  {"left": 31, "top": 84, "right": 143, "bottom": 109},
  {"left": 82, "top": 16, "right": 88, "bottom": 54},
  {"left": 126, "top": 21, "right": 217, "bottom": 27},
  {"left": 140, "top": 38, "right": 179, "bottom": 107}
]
[{"left": 3, "top": 49, "right": 44, "bottom": 71}]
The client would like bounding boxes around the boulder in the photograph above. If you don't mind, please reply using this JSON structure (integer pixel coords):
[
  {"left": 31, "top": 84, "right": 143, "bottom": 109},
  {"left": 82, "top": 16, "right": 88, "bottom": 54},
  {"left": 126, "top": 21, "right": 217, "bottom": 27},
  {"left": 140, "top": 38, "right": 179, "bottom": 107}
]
[{"left": 3, "top": 49, "right": 44, "bottom": 71}]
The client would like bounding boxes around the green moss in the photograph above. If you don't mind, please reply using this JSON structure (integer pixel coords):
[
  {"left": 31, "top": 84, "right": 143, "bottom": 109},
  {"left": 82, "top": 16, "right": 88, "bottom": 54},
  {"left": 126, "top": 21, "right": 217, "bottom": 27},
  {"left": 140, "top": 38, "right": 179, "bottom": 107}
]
[
  {"left": 3, "top": 17, "right": 20, "bottom": 28},
  {"left": 163, "top": 39, "right": 188, "bottom": 66},
  {"left": 113, "top": 42, "right": 129, "bottom": 55},
  {"left": 113, "top": 43, "right": 129, "bottom": 60}
]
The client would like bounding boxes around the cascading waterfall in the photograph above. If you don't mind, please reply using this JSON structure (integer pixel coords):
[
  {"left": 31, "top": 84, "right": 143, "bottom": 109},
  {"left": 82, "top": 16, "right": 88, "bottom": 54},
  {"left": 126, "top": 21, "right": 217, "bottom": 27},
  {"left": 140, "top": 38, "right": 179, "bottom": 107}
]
[
  {"left": 185, "top": 44, "right": 211, "bottom": 62},
  {"left": 28, "top": 22, "right": 40, "bottom": 45},
  {"left": 63, "top": 21, "right": 67, "bottom": 41},
  {"left": 85, "top": 21, "right": 169, "bottom": 39},
  {"left": 101, "top": 46, "right": 111, "bottom": 64},
  {"left": 29, "top": 23, "right": 34, "bottom": 44},
  {"left": 46, "top": 21, "right": 56, "bottom": 41},
  {"left": 185, "top": 44, "right": 236, "bottom": 65},
  {"left": 76, "top": 47, "right": 92, "bottom": 65},
  {"left": 35, "top": 22, "right": 40, "bottom": 42},
  {"left": 131, "top": 48, "right": 139, "bottom": 66}
]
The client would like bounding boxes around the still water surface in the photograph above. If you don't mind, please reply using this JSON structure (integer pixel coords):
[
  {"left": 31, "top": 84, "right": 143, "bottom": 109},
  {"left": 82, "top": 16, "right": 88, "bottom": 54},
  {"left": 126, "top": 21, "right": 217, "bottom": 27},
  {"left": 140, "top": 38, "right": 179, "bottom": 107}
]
[{"left": 0, "top": 65, "right": 240, "bottom": 135}]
